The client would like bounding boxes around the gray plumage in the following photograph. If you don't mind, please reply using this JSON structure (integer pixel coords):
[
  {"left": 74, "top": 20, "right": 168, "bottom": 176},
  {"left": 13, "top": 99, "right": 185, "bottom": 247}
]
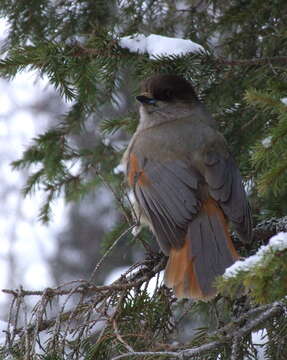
[{"left": 123, "top": 74, "right": 252, "bottom": 299}]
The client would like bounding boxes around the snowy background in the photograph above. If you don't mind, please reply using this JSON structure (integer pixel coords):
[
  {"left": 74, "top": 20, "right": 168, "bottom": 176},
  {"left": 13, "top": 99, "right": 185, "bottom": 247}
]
[
  {"left": 0, "top": 15, "right": 68, "bottom": 315},
  {"left": 0, "top": 68, "right": 68, "bottom": 310}
]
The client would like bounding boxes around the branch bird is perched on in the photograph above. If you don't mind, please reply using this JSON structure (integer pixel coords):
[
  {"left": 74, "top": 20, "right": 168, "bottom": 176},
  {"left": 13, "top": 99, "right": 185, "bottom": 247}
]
[{"left": 122, "top": 74, "right": 252, "bottom": 300}]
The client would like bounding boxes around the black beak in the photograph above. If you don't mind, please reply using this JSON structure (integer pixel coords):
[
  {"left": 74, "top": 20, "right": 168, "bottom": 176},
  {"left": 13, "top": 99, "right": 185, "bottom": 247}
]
[{"left": 136, "top": 95, "right": 157, "bottom": 105}]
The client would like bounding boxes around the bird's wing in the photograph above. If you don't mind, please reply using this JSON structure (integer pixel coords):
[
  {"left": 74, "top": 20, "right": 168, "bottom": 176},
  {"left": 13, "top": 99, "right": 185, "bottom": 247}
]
[
  {"left": 127, "top": 151, "right": 241, "bottom": 299},
  {"left": 127, "top": 153, "right": 200, "bottom": 254},
  {"left": 203, "top": 151, "right": 252, "bottom": 242}
]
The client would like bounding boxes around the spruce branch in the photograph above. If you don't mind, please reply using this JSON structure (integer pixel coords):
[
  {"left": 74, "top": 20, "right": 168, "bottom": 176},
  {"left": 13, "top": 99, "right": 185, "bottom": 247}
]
[
  {"left": 245, "top": 88, "right": 287, "bottom": 197},
  {"left": 218, "top": 56, "right": 287, "bottom": 67},
  {"left": 2, "top": 217, "right": 287, "bottom": 358},
  {"left": 2, "top": 253, "right": 166, "bottom": 336},
  {"left": 110, "top": 302, "right": 284, "bottom": 360},
  {"left": 72, "top": 42, "right": 287, "bottom": 69},
  {"left": 252, "top": 216, "right": 287, "bottom": 244}
]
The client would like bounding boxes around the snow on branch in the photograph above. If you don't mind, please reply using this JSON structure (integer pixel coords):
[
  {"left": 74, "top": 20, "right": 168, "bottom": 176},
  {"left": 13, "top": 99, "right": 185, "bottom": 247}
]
[
  {"left": 218, "top": 218, "right": 287, "bottom": 304},
  {"left": 224, "top": 232, "right": 287, "bottom": 279},
  {"left": 119, "top": 33, "right": 205, "bottom": 59}
]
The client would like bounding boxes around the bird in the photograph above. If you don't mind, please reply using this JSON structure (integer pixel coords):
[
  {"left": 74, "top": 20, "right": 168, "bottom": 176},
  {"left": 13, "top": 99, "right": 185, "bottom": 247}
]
[{"left": 121, "top": 74, "right": 252, "bottom": 300}]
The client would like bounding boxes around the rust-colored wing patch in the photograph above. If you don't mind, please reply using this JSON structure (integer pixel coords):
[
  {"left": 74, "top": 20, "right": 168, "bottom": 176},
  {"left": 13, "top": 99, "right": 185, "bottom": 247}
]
[
  {"left": 128, "top": 153, "right": 150, "bottom": 186},
  {"left": 202, "top": 198, "right": 239, "bottom": 260}
]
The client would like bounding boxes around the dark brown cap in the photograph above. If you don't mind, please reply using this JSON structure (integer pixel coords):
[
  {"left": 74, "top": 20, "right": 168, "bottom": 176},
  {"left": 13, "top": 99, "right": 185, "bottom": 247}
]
[{"left": 140, "top": 74, "right": 199, "bottom": 102}]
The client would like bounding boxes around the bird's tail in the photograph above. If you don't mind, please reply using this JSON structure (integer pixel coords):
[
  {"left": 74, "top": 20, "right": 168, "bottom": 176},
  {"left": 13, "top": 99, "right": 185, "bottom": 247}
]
[{"left": 164, "top": 198, "right": 239, "bottom": 300}]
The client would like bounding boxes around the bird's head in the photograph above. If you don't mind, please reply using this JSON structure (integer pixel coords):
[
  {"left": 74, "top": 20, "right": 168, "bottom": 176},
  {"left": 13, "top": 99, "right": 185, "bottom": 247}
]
[{"left": 136, "top": 74, "right": 200, "bottom": 127}]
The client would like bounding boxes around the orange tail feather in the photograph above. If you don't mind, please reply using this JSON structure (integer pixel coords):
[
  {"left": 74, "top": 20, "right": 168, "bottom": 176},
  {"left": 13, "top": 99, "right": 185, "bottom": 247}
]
[
  {"left": 164, "top": 240, "right": 206, "bottom": 300},
  {"left": 164, "top": 198, "right": 239, "bottom": 300}
]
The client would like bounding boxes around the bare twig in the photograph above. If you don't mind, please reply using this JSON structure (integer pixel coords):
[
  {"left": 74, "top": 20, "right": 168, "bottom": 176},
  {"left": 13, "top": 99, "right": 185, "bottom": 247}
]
[
  {"left": 111, "top": 350, "right": 180, "bottom": 360},
  {"left": 111, "top": 291, "right": 135, "bottom": 353},
  {"left": 112, "top": 318, "right": 135, "bottom": 353},
  {"left": 2, "top": 254, "right": 166, "bottom": 338},
  {"left": 89, "top": 224, "right": 136, "bottom": 281},
  {"left": 93, "top": 166, "right": 134, "bottom": 225},
  {"left": 231, "top": 337, "right": 241, "bottom": 360}
]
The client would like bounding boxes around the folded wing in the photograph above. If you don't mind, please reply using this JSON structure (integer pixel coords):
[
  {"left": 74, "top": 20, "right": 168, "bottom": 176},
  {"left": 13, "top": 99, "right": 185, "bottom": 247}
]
[{"left": 203, "top": 151, "right": 252, "bottom": 243}]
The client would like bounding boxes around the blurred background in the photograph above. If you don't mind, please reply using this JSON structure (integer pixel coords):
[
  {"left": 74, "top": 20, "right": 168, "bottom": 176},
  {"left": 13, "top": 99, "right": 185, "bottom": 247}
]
[{"left": 0, "top": 18, "right": 136, "bottom": 317}]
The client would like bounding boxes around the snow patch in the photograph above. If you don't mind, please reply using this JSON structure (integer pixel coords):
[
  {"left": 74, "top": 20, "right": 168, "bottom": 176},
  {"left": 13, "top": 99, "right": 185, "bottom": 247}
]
[
  {"left": 261, "top": 136, "right": 272, "bottom": 148},
  {"left": 119, "top": 33, "right": 204, "bottom": 59},
  {"left": 250, "top": 329, "right": 268, "bottom": 360},
  {"left": 0, "top": 320, "right": 8, "bottom": 345},
  {"left": 104, "top": 266, "right": 130, "bottom": 285},
  {"left": 114, "top": 163, "right": 126, "bottom": 174},
  {"left": 132, "top": 224, "right": 142, "bottom": 236},
  {"left": 224, "top": 232, "right": 287, "bottom": 278}
]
